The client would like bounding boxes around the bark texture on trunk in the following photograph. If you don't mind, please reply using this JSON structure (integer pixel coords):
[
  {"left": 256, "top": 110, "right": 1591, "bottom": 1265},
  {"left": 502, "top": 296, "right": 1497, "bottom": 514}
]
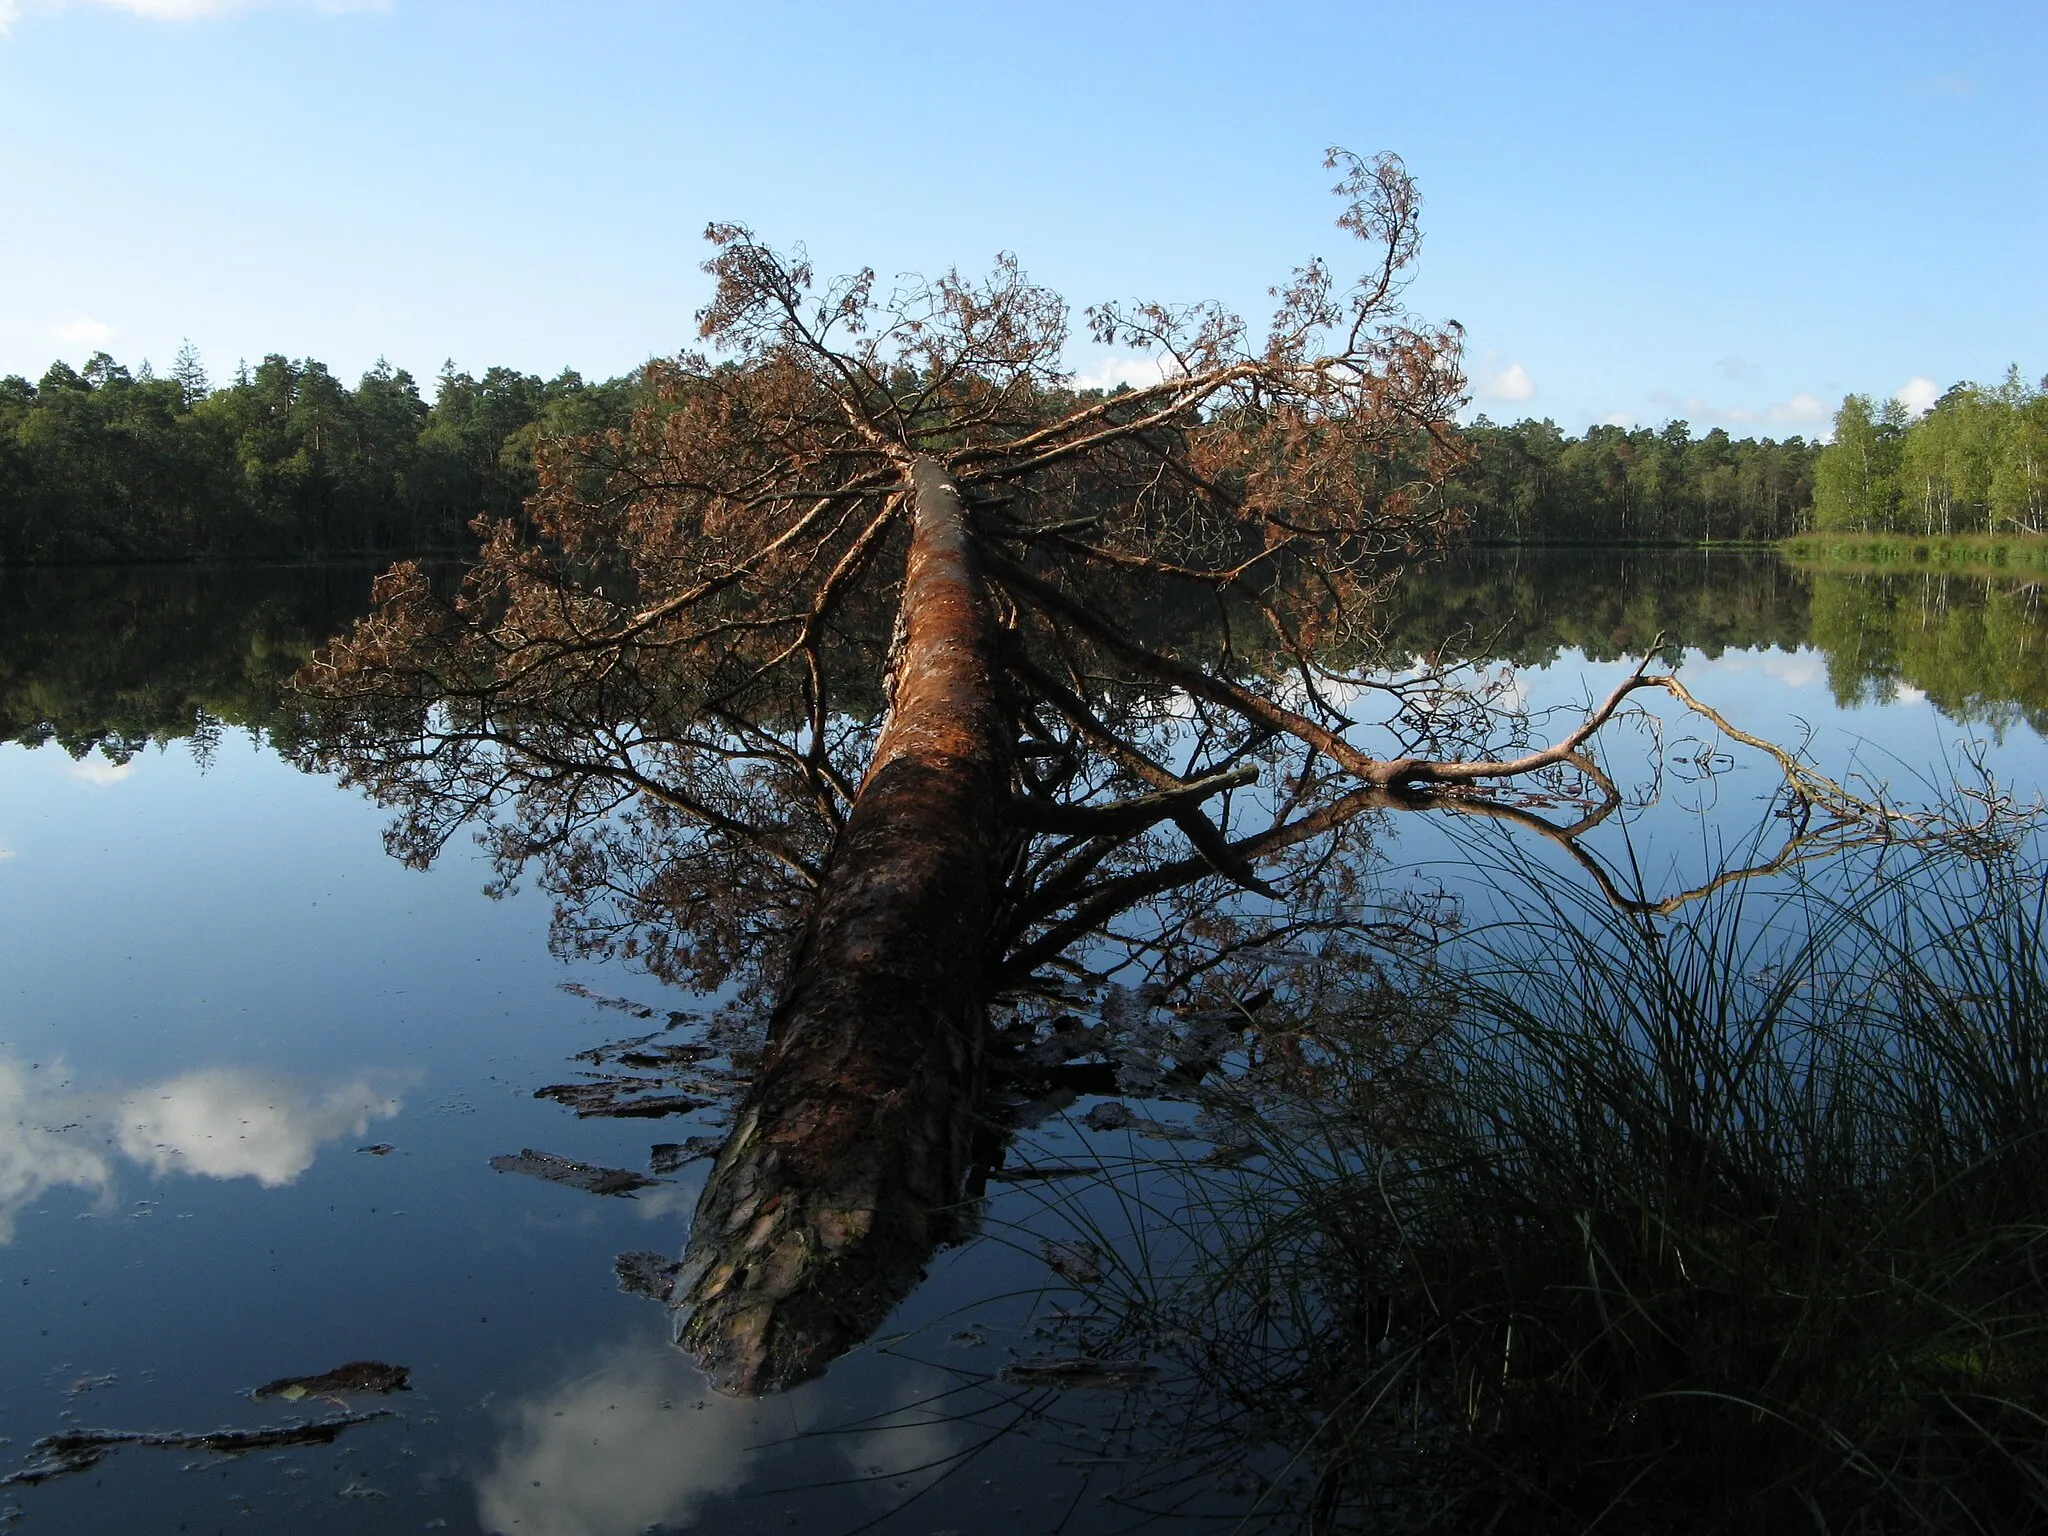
[{"left": 673, "top": 457, "right": 1013, "bottom": 1394}]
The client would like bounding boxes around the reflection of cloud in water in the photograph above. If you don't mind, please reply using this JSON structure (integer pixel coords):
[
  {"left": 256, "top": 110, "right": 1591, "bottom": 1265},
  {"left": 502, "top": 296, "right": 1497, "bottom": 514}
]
[
  {"left": 65, "top": 752, "right": 136, "bottom": 785},
  {"left": 0, "top": 1060, "right": 113, "bottom": 1241},
  {"left": 628, "top": 1178, "right": 705, "bottom": 1222},
  {"left": 0, "top": 1057, "right": 407, "bottom": 1240},
  {"left": 478, "top": 1344, "right": 785, "bottom": 1536},
  {"left": 116, "top": 1069, "right": 402, "bottom": 1186},
  {"left": 478, "top": 1345, "right": 964, "bottom": 1536},
  {"left": 1685, "top": 646, "right": 1827, "bottom": 690}
]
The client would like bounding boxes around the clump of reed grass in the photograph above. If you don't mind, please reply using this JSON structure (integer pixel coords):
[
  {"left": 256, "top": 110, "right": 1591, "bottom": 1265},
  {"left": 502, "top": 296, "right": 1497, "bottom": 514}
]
[{"left": 1110, "top": 835, "right": 2048, "bottom": 1532}]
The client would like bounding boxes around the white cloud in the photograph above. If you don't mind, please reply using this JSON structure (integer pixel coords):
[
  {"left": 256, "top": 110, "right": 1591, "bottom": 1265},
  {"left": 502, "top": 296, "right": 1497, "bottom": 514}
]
[
  {"left": 52, "top": 316, "right": 114, "bottom": 348},
  {"left": 72, "top": 0, "right": 244, "bottom": 15},
  {"left": 3, "top": 0, "right": 384, "bottom": 31},
  {"left": 1478, "top": 361, "right": 1535, "bottom": 402},
  {"left": 0, "top": 1061, "right": 114, "bottom": 1243},
  {"left": 1896, "top": 376, "right": 1940, "bottom": 415},
  {"left": 1599, "top": 410, "right": 1634, "bottom": 428},
  {"left": 1719, "top": 395, "right": 1828, "bottom": 427},
  {"left": 1652, "top": 388, "right": 1831, "bottom": 433},
  {"left": 1069, "top": 352, "right": 1179, "bottom": 393},
  {"left": 1914, "top": 74, "right": 1974, "bottom": 99},
  {"left": 66, "top": 751, "right": 135, "bottom": 785},
  {"left": 1766, "top": 392, "right": 1829, "bottom": 426},
  {"left": 116, "top": 1069, "right": 401, "bottom": 1186}
]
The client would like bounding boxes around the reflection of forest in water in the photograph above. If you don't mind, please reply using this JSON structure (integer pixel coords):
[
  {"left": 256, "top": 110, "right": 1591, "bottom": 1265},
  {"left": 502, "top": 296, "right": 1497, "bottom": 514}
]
[
  {"left": 1383, "top": 548, "right": 2048, "bottom": 732},
  {"left": 10, "top": 550, "right": 2046, "bottom": 754},
  {"left": 0, "top": 562, "right": 392, "bottom": 756},
  {"left": 1806, "top": 566, "right": 2048, "bottom": 729},
  {"left": 7, "top": 552, "right": 2048, "bottom": 1531}
]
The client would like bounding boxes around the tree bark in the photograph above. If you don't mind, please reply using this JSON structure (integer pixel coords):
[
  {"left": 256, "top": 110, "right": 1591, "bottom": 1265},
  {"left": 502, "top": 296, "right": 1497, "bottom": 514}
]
[{"left": 672, "top": 456, "right": 1014, "bottom": 1394}]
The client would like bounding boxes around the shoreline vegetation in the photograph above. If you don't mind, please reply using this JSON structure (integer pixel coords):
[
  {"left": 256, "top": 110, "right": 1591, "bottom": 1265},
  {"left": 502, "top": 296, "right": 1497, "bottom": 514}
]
[
  {"left": 1089, "top": 831, "right": 2048, "bottom": 1531},
  {"left": 1781, "top": 529, "right": 2048, "bottom": 575}
]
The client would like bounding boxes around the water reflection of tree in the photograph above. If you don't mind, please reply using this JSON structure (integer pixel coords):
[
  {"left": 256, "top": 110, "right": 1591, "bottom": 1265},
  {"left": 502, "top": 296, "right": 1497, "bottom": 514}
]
[
  {"left": 1808, "top": 568, "right": 2048, "bottom": 731},
  {"left": 291, "top": 564, "right": 1920, "bottom": 1401},
  {"left": 1377, "top": 546, "right": 1812, "bottom": 669}
]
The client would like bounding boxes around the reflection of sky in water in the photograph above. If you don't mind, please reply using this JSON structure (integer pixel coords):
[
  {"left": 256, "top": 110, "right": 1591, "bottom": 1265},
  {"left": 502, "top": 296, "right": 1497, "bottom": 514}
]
[
  {"left": 0, "top": 1057, "right": 403, "bottom": 1238},
  {"left": 488, "top": 1353, "right": 986, "bottom": 1536},
  {"left": 2, "top": 577, "right": 2045, "bottom": 1530},
  {"left": 478, "top": 1344, "right": 773, "bottom": 1536},
  {"left": 114, "top": 1067, "right": 402, "bottom": 1186},
  {"left": 0, "top": 1059, "right": 111, "bottom": 1241}
]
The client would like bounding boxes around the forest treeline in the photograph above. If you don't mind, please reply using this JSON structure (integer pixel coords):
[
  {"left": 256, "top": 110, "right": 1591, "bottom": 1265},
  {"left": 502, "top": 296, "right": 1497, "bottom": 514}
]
[
  {"left": 1, "top": 348, "right": 1835, "bottom": 563},
  {"left": 5, "top": 347, "right": 2040, "bottom": 563},
  {"left": 0, "top": 349, "right": 637, "bottom": 562},
  {"left": 1813, "top": 367, "right": 2048, "bottom": 536},
  {"left": 1457, "top": 417, "right": 1821, "bottom": 543}
]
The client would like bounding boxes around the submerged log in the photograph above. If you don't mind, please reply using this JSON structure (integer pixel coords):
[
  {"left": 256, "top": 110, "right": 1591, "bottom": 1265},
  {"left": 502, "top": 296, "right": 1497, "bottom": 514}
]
[{"left": 672, "top": 457, "right": 1014, "bottom": 1394}]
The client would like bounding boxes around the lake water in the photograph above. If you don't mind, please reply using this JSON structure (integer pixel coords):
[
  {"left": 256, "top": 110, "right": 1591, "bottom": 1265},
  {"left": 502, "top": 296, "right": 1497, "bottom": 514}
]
[{"left": 1, "top": 551, "right": 2042, "bottom": 1533}]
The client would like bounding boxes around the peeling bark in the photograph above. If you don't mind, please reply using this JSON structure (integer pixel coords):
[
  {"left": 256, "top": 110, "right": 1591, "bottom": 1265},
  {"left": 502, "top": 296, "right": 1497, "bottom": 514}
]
[{"left": 672, "top": 457, "right": 1014, "bottom": 1394}]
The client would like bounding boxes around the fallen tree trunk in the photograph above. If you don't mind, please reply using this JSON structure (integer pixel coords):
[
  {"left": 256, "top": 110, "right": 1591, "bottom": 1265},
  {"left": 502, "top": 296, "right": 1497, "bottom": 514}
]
[{"left": 672, "top": 457, "right": 1015, "bottom": 1394}]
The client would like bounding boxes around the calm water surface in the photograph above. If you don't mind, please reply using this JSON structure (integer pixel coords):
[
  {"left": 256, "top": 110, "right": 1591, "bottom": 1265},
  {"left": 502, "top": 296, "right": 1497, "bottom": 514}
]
[{"left": 0, "top": 552, "right": 2041, "bottom": 1534}]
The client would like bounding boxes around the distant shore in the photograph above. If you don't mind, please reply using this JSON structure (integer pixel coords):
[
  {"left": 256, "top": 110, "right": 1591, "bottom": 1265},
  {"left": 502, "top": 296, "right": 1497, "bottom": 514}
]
[{"left": 1780, "top": 531, "right": 2048, "bottom": 576}]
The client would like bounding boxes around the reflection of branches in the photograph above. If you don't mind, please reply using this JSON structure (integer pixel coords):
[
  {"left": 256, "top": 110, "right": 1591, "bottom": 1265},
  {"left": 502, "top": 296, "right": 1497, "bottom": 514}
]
[{"left": 1446, "top": 790, "right": 1868, "bottom": 919}]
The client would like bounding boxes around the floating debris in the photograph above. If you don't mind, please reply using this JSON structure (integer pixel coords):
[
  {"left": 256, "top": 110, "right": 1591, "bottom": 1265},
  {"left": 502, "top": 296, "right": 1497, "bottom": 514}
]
[
  {"left": 0, "top": 1413, "right": 390, "bottom": 1488},
  {"left": 1100, "top": 983, "right": 1168, "bottom": 1030},
  {"left": 533, "top": 1081, "right": 705, "bottom": 1119},
  {"left": 1040, "top": 1239, "right": 1104, "bottom": 1285},
  {"left": 615, "top": 1251, "right": 683, "bottom": 1303},
  {"left": 569, "top": 1035, "right": 714, "bottom": 1066},
  {"left": 1081, "top": 1101, "right": 1134, "bottom": 1131},
  {"left": 999, "top": 1358, "right": 1158, "bottom": 1391},
  {"left": 1199, "top": 1141, "right": 1263, "bottom": 1167},
  {"left": 489, "top": 1149, "right": 656, "bottom": 1196},
  {"left": 559, "top": 983, "right": 659, "bottom": 1018},
  {"left": 253, "top": 1361, "right": 411, "bottom": 1401},
  {"left": 1080, "top": 1100, "right": 1205, "bottom": 1140},
  {"left": 614, "top": 1046, "right": 713, "bottom": 1071},
  {"left": 987, "top": 1164, "right": 1097, "bottom": 1182}
]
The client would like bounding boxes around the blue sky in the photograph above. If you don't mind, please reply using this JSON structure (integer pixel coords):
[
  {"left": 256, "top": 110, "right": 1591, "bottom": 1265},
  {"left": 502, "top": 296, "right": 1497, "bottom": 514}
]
[{"left": 1, "top": 0, "right": 2040, "bottom": 435}]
